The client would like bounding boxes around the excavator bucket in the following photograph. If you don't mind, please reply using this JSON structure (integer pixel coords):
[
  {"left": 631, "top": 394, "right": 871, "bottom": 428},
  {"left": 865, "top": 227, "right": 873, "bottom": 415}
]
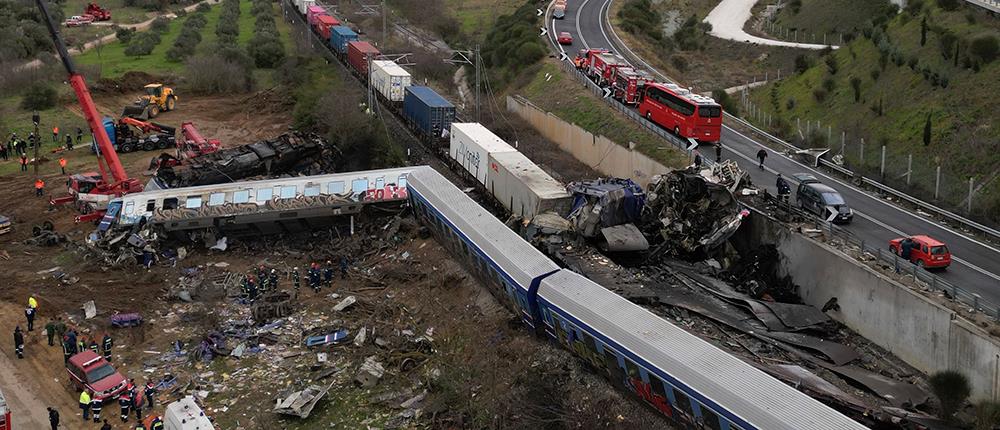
[{"left": 121, "top": 99, "right": 149, "bottom": 118}]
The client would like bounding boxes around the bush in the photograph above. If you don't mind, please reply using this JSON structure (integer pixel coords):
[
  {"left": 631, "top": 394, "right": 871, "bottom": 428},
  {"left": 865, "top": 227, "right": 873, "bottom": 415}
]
[
  {"left": 786, "top": 97, "right": 796, "bottom": 110},
  {"left": 813, "top": 88, "right": 828, "bottom": 102},
  {"left": 196, "top": 2, "right": 211, "bottom": 12},
  {"left": 825, "top": 55, "right": 838, "bottom": 74},
  {"left": 174, "top": 8, "right": 187, "bottom": 17},
  {"left": 150, "top": 16, "right": 170, "bottom": 33},
  {"left": 711, "top": 89, "right": 738, "bottom": 117},
  {"left": 185, "top": 54, "right": 253, "bottom": 94},
  {"left": 908, "top": 56, "right": 919, "bottom": 70},
  {"left": 124, "top": 32, "right": 159, "bottom": 56},
  {"left": 618, "top": 0, "right": 663, "bottom": 41},
  {"left": 794, "top": 54, "right": 812, "bottom": 74},
  {"left": 969, "top": 34, "right": 998, "bottom": 64},
  {"left": 974, "top": 402, "right": 1000, "bottom": 430},
  {"left": 870, "top": 69, "right": 880, "bottom": 80},
  {"left": 939, "top": 31, "right": 958, "bottom": 59},
  {"left": 929, "top": 371, "right": 970, "bottom": 420},
  {"left": 481, "top": 2, "right": 548, "bottom": 83},
  {"left": 822, "top": 77, "right": 835, "bottom": 92},
  {"left": 167, "top": 11, "right": 209, "bottom": 62},
  {"left": 850, "top": 76, "right": 862, "bottom": 102},
  {"left": 116, "top": 27, "right": 136, "bottom": 44},
  {"left": 671, "top": 55, "right": 688, "bottom": 72},
  {"left": 21, "top": 83, "right": 57, "bottom": 110},
  {"left": 936, "top": 0, "right": 961, "bottom": 11}
]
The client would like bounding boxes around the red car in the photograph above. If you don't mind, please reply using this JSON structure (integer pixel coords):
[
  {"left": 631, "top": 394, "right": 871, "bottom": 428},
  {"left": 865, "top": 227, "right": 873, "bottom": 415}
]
[
  {"left": 66, "top": 351, "right": 129, "bottom": 402},
  {"left": 889, "top": 235, "right": 951, "bottom": 269},
  {"left": 558, "top": 32, "right": 573, "bottom": 45}
]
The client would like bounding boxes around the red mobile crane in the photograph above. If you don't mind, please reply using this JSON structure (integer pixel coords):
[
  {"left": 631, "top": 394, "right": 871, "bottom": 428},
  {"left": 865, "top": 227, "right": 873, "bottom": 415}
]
[{"left": 37, "top": 0, "right": 142, "bottom": 222}]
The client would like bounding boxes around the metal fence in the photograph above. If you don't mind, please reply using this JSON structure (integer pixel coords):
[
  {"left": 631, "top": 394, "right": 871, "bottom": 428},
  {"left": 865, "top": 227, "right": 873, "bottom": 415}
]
[{"left": 557, "top": 60, "right": 999, "bottom": 322}]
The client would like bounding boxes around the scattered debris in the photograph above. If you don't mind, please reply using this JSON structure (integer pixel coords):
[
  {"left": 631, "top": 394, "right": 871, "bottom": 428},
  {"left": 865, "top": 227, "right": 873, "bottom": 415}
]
[
  {"left": 567, "top": 178, "right": 646, "bottom": 237},
  {"left": 273, "top": 383, "right": 332, "bottom": 418},
  {"left": 111, "top": 312, "right": 143, "bottom": 328},
  {"left": 83, "top": 300, "right": 97, "bottom": 319},
  {"left": 333, "top": 295, "right": 357, "bottom": 312},
  {"left": 305, "top": 329, "right": 350, "bottom": 347},
  {"left": 355, "top": 355, "right": 386, "bottom": 388}
]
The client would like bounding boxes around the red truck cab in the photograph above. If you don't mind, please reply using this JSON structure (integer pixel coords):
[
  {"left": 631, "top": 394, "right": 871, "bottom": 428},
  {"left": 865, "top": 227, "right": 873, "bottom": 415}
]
[
  {"left": 889, "top": 235, "right": 951, "bottom": 269},
  {"left": 611, "top": 67, "right": 654, "bottom": 105},
  {"left": 67, "top": 351, "right": 128, "bottom": 402}
]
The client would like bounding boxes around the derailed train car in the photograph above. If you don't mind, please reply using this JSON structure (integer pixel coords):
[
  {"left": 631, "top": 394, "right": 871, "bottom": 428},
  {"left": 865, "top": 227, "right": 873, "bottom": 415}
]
[{"left": 406, "top": 166, "right": 869, "bottom": 430}]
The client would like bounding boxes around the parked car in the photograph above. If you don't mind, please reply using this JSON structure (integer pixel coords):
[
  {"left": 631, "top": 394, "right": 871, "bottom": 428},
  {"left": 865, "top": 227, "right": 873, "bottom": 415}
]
[
  {"left": 65, "top": 15, "right": 94, "bottom": 27},
  {"left": 66, "top": 351, "right": 128, "bottom": 402},
  {"left": 792, "top": 173, "right": 853, "bottom": 223},
  {"left": 558, "top": 32, "right": 573, "bottom": 45},
  {"left": 889, "top": 235, "right": 951, "bottom": 269}
]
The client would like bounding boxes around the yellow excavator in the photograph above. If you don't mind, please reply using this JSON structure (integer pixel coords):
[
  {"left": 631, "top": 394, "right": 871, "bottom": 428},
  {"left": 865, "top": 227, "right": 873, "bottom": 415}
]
[{"left": 122, "top": 83, "right": 177, "bottom": 119}]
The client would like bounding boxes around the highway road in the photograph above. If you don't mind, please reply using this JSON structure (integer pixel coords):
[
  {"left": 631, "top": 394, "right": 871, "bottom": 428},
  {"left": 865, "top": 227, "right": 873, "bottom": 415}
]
[{"left": 548, "top": 0, "right": 1000, "bottom": 303}]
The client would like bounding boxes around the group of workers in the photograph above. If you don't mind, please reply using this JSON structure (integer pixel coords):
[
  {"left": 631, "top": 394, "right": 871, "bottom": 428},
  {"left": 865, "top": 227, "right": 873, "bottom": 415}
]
[
  {"left": 241, "top": 259, "right": 351, "bottom": 300},
  {"left": 12, "top": 295, "right": 39, "bottom": 359},
  {"left": 73, "top": 379, "right": 162, "bottom": 429}
]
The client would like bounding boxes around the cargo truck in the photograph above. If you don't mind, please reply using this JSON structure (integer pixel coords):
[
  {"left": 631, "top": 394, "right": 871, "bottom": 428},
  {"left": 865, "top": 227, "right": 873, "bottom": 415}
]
[{"left": 449, "top": 123, "right": 516, "bottom": 185}]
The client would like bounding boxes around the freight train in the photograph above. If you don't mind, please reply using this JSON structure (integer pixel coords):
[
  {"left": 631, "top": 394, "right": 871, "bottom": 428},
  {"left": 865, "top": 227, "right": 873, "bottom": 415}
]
[
  {"left": 407, "top": 166, "right": 866, "bottom": 430},
  {"left": 282, "top": 4, "right": 868, "bottom": 427}
]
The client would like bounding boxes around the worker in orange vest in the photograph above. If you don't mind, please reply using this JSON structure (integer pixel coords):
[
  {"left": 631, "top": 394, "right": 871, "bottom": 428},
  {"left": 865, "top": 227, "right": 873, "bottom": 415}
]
[
  {"left": 35, "top": 178, "right": 45, "bottom": 197},
  {"left": 52, "top": 126, "right": 59, "bottom": 142},
  {"left": 59, "top": 157, "right": 67, "bottom": 174}
]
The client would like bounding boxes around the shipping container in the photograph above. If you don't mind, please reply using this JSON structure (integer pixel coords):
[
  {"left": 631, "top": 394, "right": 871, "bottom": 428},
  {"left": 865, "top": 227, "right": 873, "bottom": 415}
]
[
  {"left": 329, "top": 26, "right": 359, "bottom": 54},
  {"left": 449, "top": 123, "right": 516, "bottom": 185},
  {"left": 313, "top": 14, "right": 339, "bottom": 40},
  {"left": 306, "top": 5, "right": 324, "bottom": 26},
  {"left": 298, "top": 0, "right": 315, "bottom": 16},
  {"left": 487, "top": 151, "right": 572, "bottom": 219},
  {"left": 370, "top": 60, "right": 412, "bottom": 102},
  {"left": 403, "top": 86, "right": 456, "bottom": 140},
  {"left": 347, "top": 41, "right": 380, "bottom": 76}
]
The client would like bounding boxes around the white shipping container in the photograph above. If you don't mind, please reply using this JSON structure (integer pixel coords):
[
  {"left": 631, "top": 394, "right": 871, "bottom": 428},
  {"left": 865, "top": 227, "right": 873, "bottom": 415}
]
[
  {"left": 370, "top": 60, "right": 412, "bottom": 102},
  {"left": 487, "top": 151, "right": 572, "bottom": 219},
  {"left": 299, "top": 0, "right": 316, "bottom": 15},
  {"left": 449, "top": 123, "right": 516, "bottom": 185}
]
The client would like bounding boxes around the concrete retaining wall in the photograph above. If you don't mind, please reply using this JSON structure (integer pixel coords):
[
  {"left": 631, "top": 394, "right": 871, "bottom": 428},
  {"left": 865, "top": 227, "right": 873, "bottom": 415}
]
[
  {"left": 742, "top": 211, "right": 1000, "bottom": 401},
  {"left": 506, "top": 95, "right": 669, "bottom": 187}
]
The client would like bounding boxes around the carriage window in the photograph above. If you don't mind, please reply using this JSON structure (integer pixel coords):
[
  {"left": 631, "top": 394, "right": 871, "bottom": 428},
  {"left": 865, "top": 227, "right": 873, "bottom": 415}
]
[
  {"left": 185, "top": 196, "right": 202, "bottom": 209},
  {"left": 145, "top": 200, "right": 156, "bottom": 211},
  {"left": 304, "top": 185, "right": 320, "bottom": 197},
  {"left": 398, "top": 176, "right": 407, "bottom": 188},
  {"left": 672, "top": 388, "right": 693, "bottom": 416},
  {"left": 375, "top": 177, "right": 385, "bottom": 189},
  {"left": 625, "top": 359, "right": 640, "bottom": 380},
  {"left": 461, "top": 240, "right": 470, "bottom": 256},
  {"left": 352, "top": 178, "right": 368, "bottom": 194},
  {"left": 603, "top": 348, "right": 619, "bottom": 369},
  {"left": 163, "top": 198, "right": 178, "bottom": 210},
  {"left": 208, "top": 193, "right": 225, "bottom": 206},
  {"left": 256, "top": 188, "right": 273, "bottom": 202},
  {"left": 327, "top": 181, "right": 345, "bottom": 194},
  {"left": 124, "top": 201, "right": 135, "bottom": 215},
  {"left": 649, "top": 375, "right": 666, "bottom": 397},
  {"left": 279, "top": 185, "right": 296, "bottom": 199},
  {"left": 700, "top": 405, "right": 722, "bottom": 430},
  {"left": 233, "top": 190, "right": 250, "bottom": 204}
]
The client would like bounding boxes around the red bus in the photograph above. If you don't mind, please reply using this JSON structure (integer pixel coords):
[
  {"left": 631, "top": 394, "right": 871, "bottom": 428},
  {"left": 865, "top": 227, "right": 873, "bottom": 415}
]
[{"left": 638, "top": 82, "right": 722, "bottom": 144}]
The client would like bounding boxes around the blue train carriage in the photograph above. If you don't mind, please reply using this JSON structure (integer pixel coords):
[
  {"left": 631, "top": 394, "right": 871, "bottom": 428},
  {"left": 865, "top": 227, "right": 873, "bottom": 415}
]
[
  {"left": 534, "top": 270, "right": 870, "bottom": 430},
  {"left": 329, "top": 26, "right": 358, "bottom": 56},
  {"left": 402, "top": 86, "right": 455, "bottom": 144},
  {"left": 405, "top": 166, "right": 559, "bottom": 325}
]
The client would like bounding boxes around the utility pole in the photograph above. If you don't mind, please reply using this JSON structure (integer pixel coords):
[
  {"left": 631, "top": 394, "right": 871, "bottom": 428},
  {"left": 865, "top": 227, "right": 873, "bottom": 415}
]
[
  {"left": 32, "top": 111, "right": 40, "bottom": 176},
  {"left": 382, "top": 0, "right": 386, "bottom": 49},
  {"left": 476, "top": 44, "right": 481, "bottom": 123},
  {"left": 446, "top": 47, "right": 481, "bottom": 122}
]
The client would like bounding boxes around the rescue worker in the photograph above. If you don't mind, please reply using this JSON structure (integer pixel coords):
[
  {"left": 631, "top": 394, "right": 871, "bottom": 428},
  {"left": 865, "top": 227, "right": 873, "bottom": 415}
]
[
  {"left": 340, "top": 256, "right": 349, "bottom": 279},
  {"left": 20, "top": 154, "right": 28, "bottom": 172},
  {"left": 756, "top": 148, "right": 767, "bottom": 170},
  {"left": 149, "top": 415, "right": 164, "bottom": 430},
  {"left": 28, "top": 295, "right": 38, "bottom": 310},
  {"left": 132, "top": 386, "right": 144, "bottom": 420},
  {"left": 101, "top": 419, "right": 112, "bottom": 430},
  {"left": 66, "top": 328, "right": 77, "bottom": 353},
  {"left": 103, "top": 333, "right": 113, "bottom": 361},
  {"left": 79, "top": 390, "right": 92, "bottom": 421},
  {"left": 776, "top": 173, "right": 791, "bottom": 204},
  {"left": 25, "top": 305, "right": 36, "bottom": 331},
  {"left": 45, "top": 318, "right": 57, "bottom": 346},
  {"left": 62, "top": 335, "right": 72, "bottom": 363},
  {"left": 900, "top": 237, "right": 916, "bottom": 260},
  {"left": 76, "top": 335, "right": 85, "bottom": 355},
  {"left": 292, "top": 268, "right": 301, "bottom": 291},
  {"left": 134, "top": 423, "right": 147, "bottom": 430},
  {"left": 715, "top": 144, "right": 723, "bottom": 163},
  {"left": 52, "top": 125, "right": 59, "bottom": 142},
  {"left": 269, "top": 268, "right": 279, "bottom": 291},
  {"left": 693, "top": 153, "right": 703, "bottom": 167},
  {"left": 259, "top": 267, "right": 270, "bottom": 293},
  {"left": 144, "top": 380, "right": 157, "bottom": 409},
  {"left": 48, "top": 407, "right": 60, "bottom": 430},
  {"left": 59, "top": 157, "right": 67, "bottom": 174},
  {"left": 65, "top": 134, "right": 73, "bottom": 150},
  {"left": 246, "top": 276, "right": 258, "bottom": 302},
  {"left": 35, "top": 178, "right": 45, "bottom": 197},
  {"left": 118, "top": 390, "right": 131, "bottom": 423},
  {"left": 76, "top": 127, "right": 83, "bottom": 146},
  {"left": 91, "top": 394, "right": 103, "bottom": 422},
  {"left": 308, "top": 262, "right": 320, "bottom": 292},
  {"left": 89, "top": 338, "right": 100, "bottom": 354},
  {"left": 13, "top": 326, "right": 24, "bottom": 359},
  {"left": 323, "top": 261, "right": 334, "bottom": 289}
]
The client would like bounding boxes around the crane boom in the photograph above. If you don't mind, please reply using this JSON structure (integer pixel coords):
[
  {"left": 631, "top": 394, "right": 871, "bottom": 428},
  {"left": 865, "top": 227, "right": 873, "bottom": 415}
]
[{"left": 35, "top": 0, "right": 130, "bottom": 186}]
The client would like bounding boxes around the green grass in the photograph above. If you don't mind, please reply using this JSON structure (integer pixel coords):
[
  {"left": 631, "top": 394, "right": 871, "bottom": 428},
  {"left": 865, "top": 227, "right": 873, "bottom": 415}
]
[
  {"left": 442, "top": 0, "right": 522, "bottom": 39},
  {"left": 61, "top": 0, "right": 150, "bottom": 25},
  {"left": 237, "top": 0, "right": 255, "bottom": 45},
  {"left": 519, "top": 62, "right": 688, "bottom": 170},
  {"left": 76, "top": 11, "right": 191, "bottom": 77},
  {"left": 748, "top": 4, "right": 1000, "bottom": 221},
  {"left": 771, "top": 0, "right": 895, "bottom": 40}
]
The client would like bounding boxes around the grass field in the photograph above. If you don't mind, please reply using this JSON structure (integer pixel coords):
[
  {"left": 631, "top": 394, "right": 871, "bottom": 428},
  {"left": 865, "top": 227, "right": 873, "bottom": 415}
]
[
  {"left": 748, "top": 3, "right": 1000, "bottom": 221},
  {"left": 61, "top": 0, "right": 150, "bottom": 25},
  {"left": 442, "top": 0, "right": 522, "bottom": 40},
  {"left": 518, "top": 61, "right": 688, "bottom": 170},
  {"left": 768, "top": 0, "right": 894, "bottom": 41}
]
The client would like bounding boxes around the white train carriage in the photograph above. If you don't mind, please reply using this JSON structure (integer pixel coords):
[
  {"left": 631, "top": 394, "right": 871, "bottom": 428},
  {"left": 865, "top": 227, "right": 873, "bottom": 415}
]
[
  {"left": 406, "top": 166, "right": 559, "bottom": 326},
  {"left": 103, "top": 167, "right": 413, "bottom": 233}
]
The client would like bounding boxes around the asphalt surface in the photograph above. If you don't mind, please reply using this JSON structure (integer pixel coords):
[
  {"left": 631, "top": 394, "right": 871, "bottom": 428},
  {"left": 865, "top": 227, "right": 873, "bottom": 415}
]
[{"left": 548, "top": 0, "right": 1000, "bottom": 303}]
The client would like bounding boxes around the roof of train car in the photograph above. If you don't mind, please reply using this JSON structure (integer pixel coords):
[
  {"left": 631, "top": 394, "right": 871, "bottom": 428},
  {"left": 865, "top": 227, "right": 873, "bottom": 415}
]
[
  {"left": 406, "top": 166, "right": 559, "bottom": 290},
  {"left": 537, "top": 270, "right": 868, "bottom": 430},
  {"left": 117, "top": 167, "right": 415, "bottom": 202}
]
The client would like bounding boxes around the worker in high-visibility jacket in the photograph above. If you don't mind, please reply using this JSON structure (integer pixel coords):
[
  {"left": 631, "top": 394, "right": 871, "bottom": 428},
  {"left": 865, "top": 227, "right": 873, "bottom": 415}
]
[
  {"left": 59, "top": 157, "right": 67, "bottom": 174},
  {"left": 79, "top": 390, "right": 92, "bottom": 421},
  {"left": 90, "top": 395, "right": 103, "bottom": 423},
  {"left": 35, "top": 178, "right": 44, "bottom": 197},
  {"left": 28, "top": 295, "right": 38, "bottom": 310}
]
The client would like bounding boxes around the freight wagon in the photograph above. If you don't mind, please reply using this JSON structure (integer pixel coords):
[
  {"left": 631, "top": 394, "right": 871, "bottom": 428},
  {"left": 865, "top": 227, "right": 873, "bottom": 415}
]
[
  {"left": 329, "top": 26, "right": 358, "bottom": 54},
  {"left": 402, "top": 86, "right": 455, "bottom": 142},
  {"left": 486, "top": 151, "right": 572, "bottom": 219},
  {"left": 306, "top": 5, "right": 324, "bottom": 26},
  {"left": 312, "top": 14, "right": 339, "bottom": 40},
  {"left": 370, "top": 60, "right": 412, "bottom": 103},
  {"left": 347, "top": 41, "right": 380, "bottom": 77},
  {"left": 449, "top": 123, "right": 516, "bottom": 185},
  {"left": 296, "top": 0, "right": 315, "bottom": 16}
]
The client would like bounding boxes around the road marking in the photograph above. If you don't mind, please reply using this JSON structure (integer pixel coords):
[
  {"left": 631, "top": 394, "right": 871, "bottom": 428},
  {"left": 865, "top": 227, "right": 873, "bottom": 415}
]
[{"left": 576, "top": 0, "right": 592, "bottom": 49}]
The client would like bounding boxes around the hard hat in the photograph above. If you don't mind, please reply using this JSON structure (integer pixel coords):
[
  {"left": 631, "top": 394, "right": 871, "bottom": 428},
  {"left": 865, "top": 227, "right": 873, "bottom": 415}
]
[{"left": 293, "top": 267, "right": 299, "bottom": 270}]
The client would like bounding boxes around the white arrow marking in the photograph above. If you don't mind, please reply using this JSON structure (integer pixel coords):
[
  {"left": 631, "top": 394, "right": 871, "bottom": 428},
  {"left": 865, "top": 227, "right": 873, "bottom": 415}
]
[
  {"left": 540, "top": 27, "right": 548, "bottom": 36},
  {"left": 560, "top": 52, "right": 569, "bottom": 62},
  {"left": 686, "top": 138, "right": 699, "bottom": 151},
  {"left": 602, "top": 88, "right": 611, "bottom": 98},
  {"left": 826, "top": 207, "right": 839, "bottom": 222},
  {"left": 537, "top": 8, "right": 543, "bottom": 16}
]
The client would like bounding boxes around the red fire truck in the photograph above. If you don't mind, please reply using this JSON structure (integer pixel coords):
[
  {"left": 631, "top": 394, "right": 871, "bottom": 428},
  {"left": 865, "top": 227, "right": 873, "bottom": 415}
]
[
  {"left": 0, "top": 388, "right": 10, "bottom": 430},
  {"left": 638, "top": 82, "right": 722, "bottom": 144},
  {"left": 610, "top": 67, "right": 654, "bottom": 105},
  {"left": 575, "top": 49, "right": 629, "bottom": 85}
]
